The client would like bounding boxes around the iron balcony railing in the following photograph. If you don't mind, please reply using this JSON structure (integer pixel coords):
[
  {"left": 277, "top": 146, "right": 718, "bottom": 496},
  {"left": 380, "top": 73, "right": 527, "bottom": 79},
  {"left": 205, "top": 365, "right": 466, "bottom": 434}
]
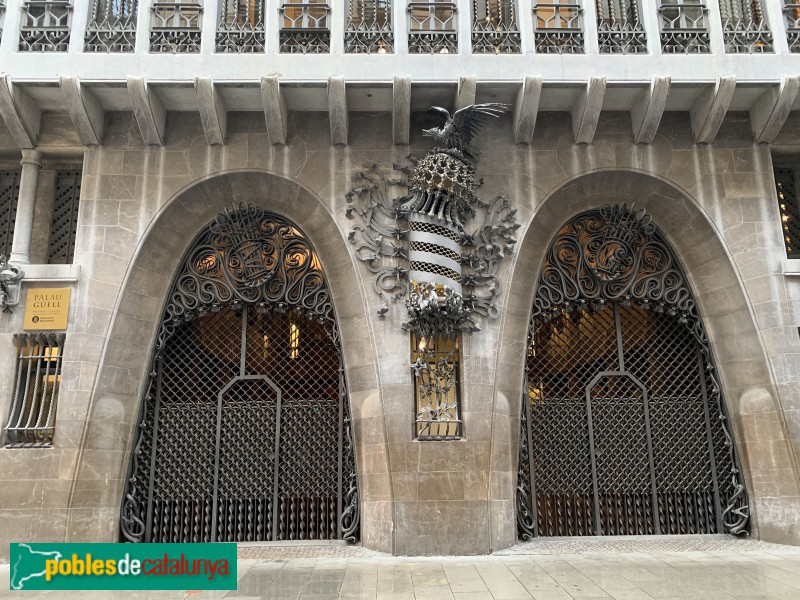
[
  {"left": 19, "top": 0, "right": 72, "bottom": 51},
  {"left": 472, "top": 0, "right": 521, "bottom": 54},
  {"left": 85, "top": 0, "right": 138, "bottom": 52},
  {"left": 346, "top": 0, "right": 394, "bottom": 53},
  {"left": 150, "top": 1, "right": 202, "bottom": 53},
  {"left": 658, "top": 0, "right": 710, "bottom": 53},
  {"left": 280, "top": 1, "right": 331, "bottom": 53},
  {"left": 718, "top": 0, "right": 772, "bottom": 52},
  {"left": 596, "top": 0, "right": 647, "bottom": 53},
  {"left": 217, "top": 0, "right": 265, "bottom": 52},
  {"left": 532, "top": 1, "right": 584, "bottom": 54},
  {"left": 784, "top": 1, "right": 800, "bottom": 51},
  {"left": 407, "top": 1, "right": 457, "bottom": 54}
]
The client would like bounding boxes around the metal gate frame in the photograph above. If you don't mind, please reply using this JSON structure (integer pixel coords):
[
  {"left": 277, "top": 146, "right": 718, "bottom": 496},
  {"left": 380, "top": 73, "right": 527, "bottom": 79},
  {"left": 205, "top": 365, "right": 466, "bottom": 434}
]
[
  {"left": 120, "top": 204, "right": 360, "bottom": 543},
  {"left": 516, "top": 204, "right": 749, "bottom": 539}
]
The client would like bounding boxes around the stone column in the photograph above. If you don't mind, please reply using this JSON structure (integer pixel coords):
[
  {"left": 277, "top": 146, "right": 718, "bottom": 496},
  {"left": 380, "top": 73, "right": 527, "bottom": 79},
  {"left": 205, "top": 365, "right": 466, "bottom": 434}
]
[{"left": 9, "top": 149, "right": 42, "bottom": 265}]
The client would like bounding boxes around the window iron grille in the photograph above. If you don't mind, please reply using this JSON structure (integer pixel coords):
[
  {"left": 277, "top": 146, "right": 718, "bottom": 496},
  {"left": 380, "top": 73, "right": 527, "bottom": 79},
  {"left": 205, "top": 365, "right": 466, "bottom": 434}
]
[
  {"left": 596, "top": 0, "right": 647, "bottom": 53},
  {"left": 718, "top": 0, "right": 772, "bottom": 52},
  {"left": 280, "top": 1, "right": 331, "bottom": 53},
  {"left": 532, "top": 1, "right": 584, "bottom": 54},
  {"left": 4, "top": 333, "right": 65, "bottom": 448},
  {"left": 85, "top": 0, "right": 138, "bottom": 52},
  {"left": 0, "top": 170, "right": 20, "bottom": 260},
  {"left": 472, "top": 0, "right": 521, "bottom": 53},
  {"left": 774, "top": 168, "right": 800, "bottom": 259},
  {"left": 217, "top": 0, "right": 265, "bottom": 52},
  {"left": 19, "top": 0, "right": 72, "bottom": 51},
  {"left": 658, "top": 0, "right": 710, "bottom": 53},
  {"left": 407, "top": 1, "right": 458, "bottom": 54},
  {"left": 783, "top": 1, "right": 800, "bottom": 51},
  {"left": 346, "top": 0, "right": 394, "bottom": 53},
  {"left": 47, "top": 170, "right": 81, "bottom": 265},
  {"left": 150, "top": 1, "right": 202, "bottom": 53},
  {"left": 517, "top": 205, "right": 749, "bottom": 539},
  {"left": 411, "top": 330, "right": 462, "bottom": 440}
]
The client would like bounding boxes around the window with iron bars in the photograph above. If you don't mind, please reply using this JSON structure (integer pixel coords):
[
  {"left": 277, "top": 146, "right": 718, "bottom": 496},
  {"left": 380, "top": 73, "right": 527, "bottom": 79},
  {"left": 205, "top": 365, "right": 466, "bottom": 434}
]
[
  {"left": 85, "top": 0, "right": 138, "bottom": 52},
  {"left": 346, "top": 0, "right": 394, "bottom": 53},
  {"left": 19, "top": 0, "right": 72, "bottom": 51},
  {"left": 407, "top": 1, "right": 458, "bottom": 53},
  {"left": 47, "top": 170, "right": 81, "bottom": 265},
  {"left": 774, "top": 167, "right": 800, "bottom": 259},
  {"left": 280, "top": 0, "right": 331, "bottom": 53},
  {"left": 217, "top": 0, "right": 265, "bottom": 52},
  {"left": 0, "top": 170, "right": 20, "bottom": 260},
  {"left": 658, "top": 0, "right": 710, "bottom": 53},
  {"left": 718, "top": 0, "right": 772, "bottom": 52},
  {"left": 150, "top": 0, "right": 203, "bottom": 53},
  {"left": 596, "top": 0, "right": 646, "bottom": 53},
  {"left": 532, "top": 1, "right": 584, "bottom": 53},
  {"left": 4, "top": 333, "right": 65, "bottom": 448},
  {"left": 784, "top": 1, "right": 800, "bottom": 51},
  {"left": 411, "top": 331, "right": 462, "bottom": 440},
  {"left": 472, "top": 0, "right": 521, "bottom": 53}
]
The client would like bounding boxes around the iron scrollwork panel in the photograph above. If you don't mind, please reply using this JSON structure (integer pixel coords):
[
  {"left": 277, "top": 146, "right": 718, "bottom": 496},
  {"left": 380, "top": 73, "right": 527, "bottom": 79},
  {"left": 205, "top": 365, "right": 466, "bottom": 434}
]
[
  {"left": 516, "top": 205, "right": 749, "bottom": 539},
  {"left": 120, "top": 205, "right": 360, "bottom": 544}
]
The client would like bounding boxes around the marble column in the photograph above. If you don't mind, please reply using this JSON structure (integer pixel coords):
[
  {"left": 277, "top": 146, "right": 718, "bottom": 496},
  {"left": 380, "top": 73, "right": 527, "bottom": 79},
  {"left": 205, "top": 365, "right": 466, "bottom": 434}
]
[{"left": 9, "top": 149, "right": 41, "bottom": 265}]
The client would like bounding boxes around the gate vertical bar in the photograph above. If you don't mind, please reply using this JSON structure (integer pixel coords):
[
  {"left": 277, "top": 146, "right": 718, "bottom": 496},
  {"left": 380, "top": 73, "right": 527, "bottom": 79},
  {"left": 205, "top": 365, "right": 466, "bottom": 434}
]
[
  {"left": 336, "top": 359, "right": 344, "bottom": 539},
  {"left": 144, "top": 357, "right": 164, "bottom": 543},
  {"left": 524, "top": 376, "right": 539, "bottom": 537},
  {"left": 697, "top": 348, "right": 723, "bottom": 532},
  {"left": 614, "top": 304, "right": 625, "bottom": 369},
  {"left": 640, "top": 385, "right": 661, "bottom": 534},
  {"left": 585, "top": 386, "right": 602, "bottom": 535},
  {"left": 271, "top": 387, "right": 282, "bottom": 540}
]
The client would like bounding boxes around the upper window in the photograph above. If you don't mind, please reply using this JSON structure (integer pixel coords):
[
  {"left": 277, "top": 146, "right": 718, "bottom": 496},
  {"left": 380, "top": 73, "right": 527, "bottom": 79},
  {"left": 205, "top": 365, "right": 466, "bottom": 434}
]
[
  {"left": 774, "top": 167, "right": 800, "bottom": 259},
  {"left": 47, "top": 170, "right": 81, "bottom": 265},
  {"left": 0, "top": 170, "right": 20, "bottom": 260}
]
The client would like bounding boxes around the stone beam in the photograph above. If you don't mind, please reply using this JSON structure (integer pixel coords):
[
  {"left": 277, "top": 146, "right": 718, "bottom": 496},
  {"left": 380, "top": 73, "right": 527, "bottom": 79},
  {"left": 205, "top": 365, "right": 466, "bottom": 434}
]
[
  {"left": 571, "top": 77, "right": 606, "bottom": 144},
  {"left": 630, "top": 76, "right": 671, "bottom": 145},
  {"left": 194, "top": 77, "right": 227, "bottom": 146},
  {"left": 455, "top": 76, "right": 477, "bottom": 111},
  {"left": 393, "top": 76, "right": 411, "bottom": 146},
  {"left": 127, "top": 77, "right": 166, "bottom": 146},
  {"left": 261, "top": 75, "right": 288, "bottom": 146},
  {"left": 59, "top": 76, "right": 105, "bottom": 146},
  {"left": 512, "top": 76, "right": 542, "bottom": 145},
  {"left": 328, "top": 76, "right": 348, "bottom": 146},
  {"left": 690, "top": 76, "right": 736, "bottom": 144},
  {"left": 750, "top": 76, "right": 800, "bottom": 144},
  {"left": 0, "top": 74, "right": 41, "bottom": 149}
]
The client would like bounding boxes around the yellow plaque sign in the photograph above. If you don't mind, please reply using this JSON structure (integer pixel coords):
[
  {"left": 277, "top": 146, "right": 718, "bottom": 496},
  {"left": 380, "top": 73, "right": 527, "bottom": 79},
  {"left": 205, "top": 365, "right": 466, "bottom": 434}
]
[{"left": 23, "top": 287, "right": 71, "bottom": 330}]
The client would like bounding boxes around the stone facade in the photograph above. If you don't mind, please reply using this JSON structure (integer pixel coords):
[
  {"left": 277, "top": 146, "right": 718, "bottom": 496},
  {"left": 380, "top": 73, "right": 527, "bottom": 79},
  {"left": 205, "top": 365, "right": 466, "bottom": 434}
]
[{"left": 0, "top": 107, "right": 798, "bottom": 558}]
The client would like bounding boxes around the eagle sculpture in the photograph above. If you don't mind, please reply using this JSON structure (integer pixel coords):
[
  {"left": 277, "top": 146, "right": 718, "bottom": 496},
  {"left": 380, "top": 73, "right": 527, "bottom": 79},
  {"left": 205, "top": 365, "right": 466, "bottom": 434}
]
[{"left": 423, "top": 103, "right": 508, "bottom": 161}]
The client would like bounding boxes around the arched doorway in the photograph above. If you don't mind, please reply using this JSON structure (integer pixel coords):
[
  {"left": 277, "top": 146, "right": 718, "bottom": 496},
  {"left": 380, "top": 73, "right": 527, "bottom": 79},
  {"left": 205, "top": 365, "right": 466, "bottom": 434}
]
[
  {"left": 516, "top": 204, "right": 749, "bottom": 538},
  {"left": 119, "top": 204, "right": 359, "bottom": 543}
]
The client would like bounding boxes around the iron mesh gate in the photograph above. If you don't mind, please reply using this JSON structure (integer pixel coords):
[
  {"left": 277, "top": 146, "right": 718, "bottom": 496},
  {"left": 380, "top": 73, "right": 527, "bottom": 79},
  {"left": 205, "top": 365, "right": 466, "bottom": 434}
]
[
  {"left": 120, "top": 205, "right": 359, "bottom": 543},
  {"left": 517, "top": 205, "right": 749, "bottom": 538}
]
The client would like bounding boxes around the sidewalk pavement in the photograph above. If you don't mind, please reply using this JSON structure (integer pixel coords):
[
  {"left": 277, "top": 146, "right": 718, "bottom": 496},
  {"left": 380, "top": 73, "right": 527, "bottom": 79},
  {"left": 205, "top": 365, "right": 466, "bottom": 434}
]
[{"left": 2, "top": 536, "right": 799, "bottom": 599}]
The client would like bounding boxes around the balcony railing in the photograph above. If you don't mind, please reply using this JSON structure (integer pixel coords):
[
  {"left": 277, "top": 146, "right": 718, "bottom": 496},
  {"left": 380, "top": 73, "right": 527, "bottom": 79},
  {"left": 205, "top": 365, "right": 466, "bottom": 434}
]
[
  {"left": 658, "top": 0, "right": 710, "bottom": 53},
  {"left": 346, "top": 0, "right": 393, "bottom": 53},
  {"left": 533, "top": 1, "right": 583, "bottom": 54},
  {"left": 150, "top": 1, "right": 202, "bottom": 53},
  {"left": 85, "top": 0, "right": 138, "bottom": 52},
  {"left": 784, "top": 1, "right": 800, "bottom": 51},
  {"left": 719, "top": 0, "right": 772, "bottom": 52},
  {"left": 407, "top": 1, "right": 457, "bottom": 54},
  {"left": 597, "top": 0, "right": 646, "bottom": 53},
  {"left": 280, "top": 1, "right": 330, "bottom": 53},
  {"left": 19, "top": 0, "right": 72, "bottom": 51},
  {"left": 217, "top": 0, "right": 265, "bottom": 52},
  {"left": 472, "top": 0, "right": 521, "bottom": 54}
]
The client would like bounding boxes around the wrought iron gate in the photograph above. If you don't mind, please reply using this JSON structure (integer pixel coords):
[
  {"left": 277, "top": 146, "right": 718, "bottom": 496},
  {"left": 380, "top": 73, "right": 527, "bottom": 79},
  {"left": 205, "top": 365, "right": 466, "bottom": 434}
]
[
  {"left": 120, "top": 205, "right": 359, "bottom": 543},
  {"left": 517, "top": 205, "right": 749, "bottom": 538}
]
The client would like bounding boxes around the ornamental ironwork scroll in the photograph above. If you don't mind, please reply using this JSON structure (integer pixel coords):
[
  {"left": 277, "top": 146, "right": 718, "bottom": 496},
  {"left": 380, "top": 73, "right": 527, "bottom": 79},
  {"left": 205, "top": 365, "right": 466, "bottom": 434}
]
[
  {"left": 347, "top": 104, "right": 517, "bottom": 439},
  {"left": 120, "top": 205, "right": 359, "bottom": 543},
  {"left": 517, "top": 205, "right": 749, "bottom": 539}
]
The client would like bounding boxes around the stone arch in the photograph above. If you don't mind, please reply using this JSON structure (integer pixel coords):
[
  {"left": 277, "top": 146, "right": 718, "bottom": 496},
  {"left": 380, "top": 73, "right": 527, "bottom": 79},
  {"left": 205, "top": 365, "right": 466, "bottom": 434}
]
[
  {"left": 490, "top": 168, "right": 799, "bottom": 548},
  {"left": 65, "top": 170, "right": 390, "bottom": 551}
]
